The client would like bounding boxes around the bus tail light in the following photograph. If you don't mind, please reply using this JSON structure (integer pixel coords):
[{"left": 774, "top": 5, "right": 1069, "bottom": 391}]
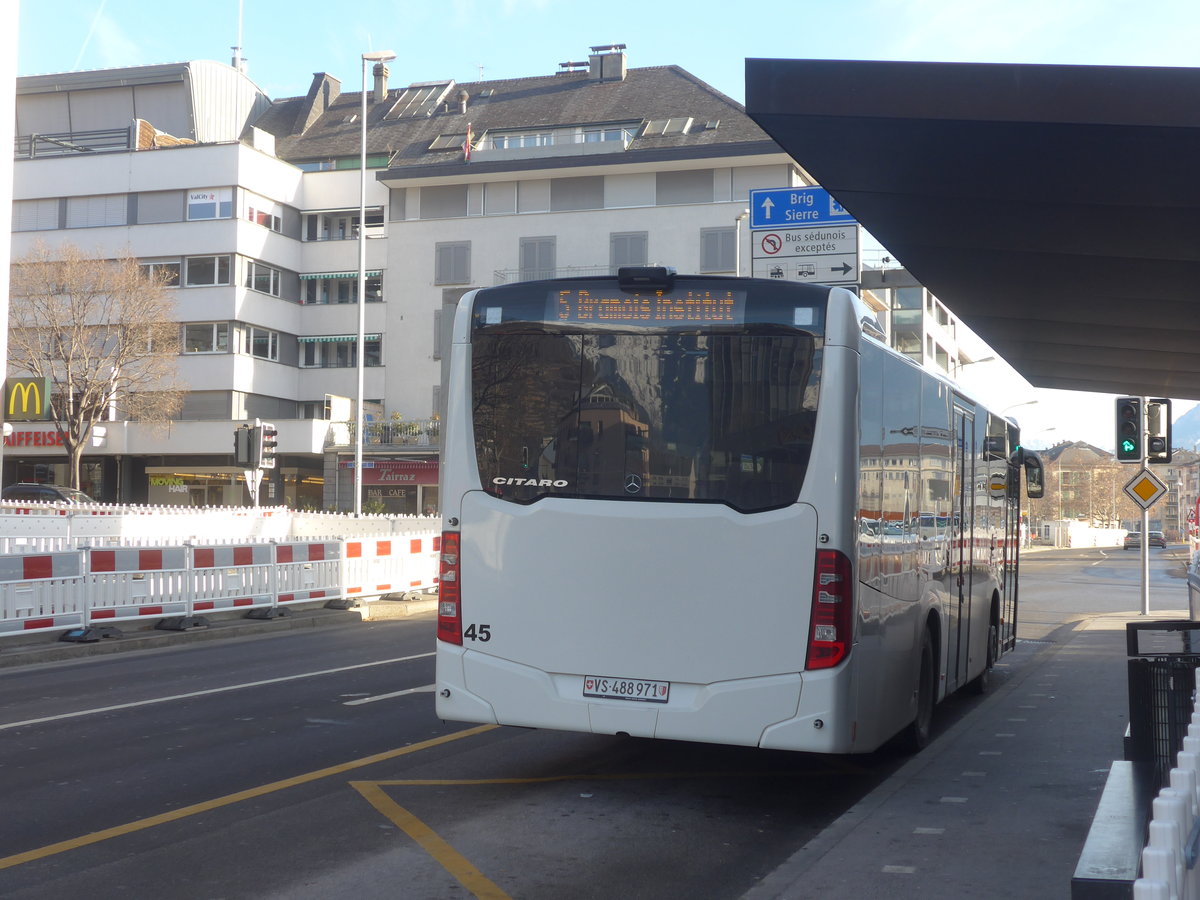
[
  {"left": 436, "top": 531, "right": 462, "bottom": 645},
  {"left": 805, "top": 549, "right": 853, "bottom": 670}
]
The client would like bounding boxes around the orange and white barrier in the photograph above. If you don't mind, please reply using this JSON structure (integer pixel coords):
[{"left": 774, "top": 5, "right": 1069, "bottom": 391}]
[{"left": 0, "top": 530, "right": 439, "bottom": 640}]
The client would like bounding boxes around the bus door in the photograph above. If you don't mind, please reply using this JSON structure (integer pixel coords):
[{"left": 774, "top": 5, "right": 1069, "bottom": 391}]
[{"left": 948, "top": 404, "right": 976, "bottom": 691}]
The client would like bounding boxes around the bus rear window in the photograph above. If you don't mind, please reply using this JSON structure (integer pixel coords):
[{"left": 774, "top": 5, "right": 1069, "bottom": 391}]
[{"left": 471, "top": 330, "right": 821, "bottom": 511}]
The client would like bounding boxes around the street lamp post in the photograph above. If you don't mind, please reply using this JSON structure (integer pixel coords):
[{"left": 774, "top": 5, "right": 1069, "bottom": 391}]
[
  {"left": 355, "top": 50, "right": 396, "bottom": 516},
  {"left": 734, "top": 209, "right": 749, "bottom": 276}
]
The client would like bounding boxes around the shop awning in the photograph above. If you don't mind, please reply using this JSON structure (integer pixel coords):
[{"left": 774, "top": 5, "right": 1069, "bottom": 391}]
[
  {"left": 298, "top": 333, "right": 382, "bottom": 343},
  {"left": 298, "top": 271, "right": 382, "bottom": 280}
]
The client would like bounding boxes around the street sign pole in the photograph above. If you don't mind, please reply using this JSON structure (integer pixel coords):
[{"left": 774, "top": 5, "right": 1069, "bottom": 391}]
[
  {"left": 1141, "top": 502, "right": 1150, "bottom": 616},
  {"left": 1123, "top": 458, "right": 1167, "bottom": 616}
]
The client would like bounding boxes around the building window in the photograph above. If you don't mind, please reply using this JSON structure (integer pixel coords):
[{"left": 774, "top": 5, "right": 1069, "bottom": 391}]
[
  {"left": 519, "top": 236, "right": 556, "bottom": 281},
  {"left": 241, "top": 326, "right": 279, "bottom": 361},
  {"left": 489, "top": 131, "right": 552, "bottom": 149},
  {"left": 245, "top": 192, "right": 282, "bottom": 232},
  {"left": 65, "top": 194, "right": 127, "bottom": 228},
  {"left": 187, "top": 188, "right": 233, "bottom": 220},
  {"left": 245, "top": 260, "right": 281, "bottom": 296},
  {"left": 301, "top": 273, "right": 382, "bottom": 304},
  {"left": 184, "top": 255, "right": 232, "bottom": 286},
  {"left": 610, "top": 232, "right": 648, "bottom": 272},
  {"left": 139, "top": 259, "right": 181, "bottom": 287},
  {"left": 302, "top": 208, "right": 383, "bottom": 241},
  {"left": 299, "top": 335, "right": 382, "bottom": 368},
  {"left": 13, "top": 198, "right": 60, "bottom": 231},
  {"left": 582, "top": 125, "right": 631, "bottom": 143},
  {"left": 183, "top": 322, "right": 229, "bottom": 353},
  {"left": 435, "top": 242, "right": 471, "bottom": 285},
  {"left": 699, "top": 227, "right": 735, "bottom": 273}
]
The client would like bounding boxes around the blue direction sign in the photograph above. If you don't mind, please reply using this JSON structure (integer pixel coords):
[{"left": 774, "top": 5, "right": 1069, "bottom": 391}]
[{"left": 749, "top": 187, "right": 854, "bottom": 230}]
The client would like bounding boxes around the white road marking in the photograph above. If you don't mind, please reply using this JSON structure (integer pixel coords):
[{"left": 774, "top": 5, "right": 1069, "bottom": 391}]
[
  {"left": 0, "top": 652, "right": 435, "bottom": 732},
  {"left": 344, "top": 684, "right": 436, "bottom": 705}
]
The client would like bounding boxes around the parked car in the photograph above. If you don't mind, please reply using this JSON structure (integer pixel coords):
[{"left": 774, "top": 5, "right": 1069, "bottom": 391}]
[
  {"left": 1124, "top": 531, "right": 1167, "bottom": 549},
  {"left": 1, "top": 483, "right": 93, "bottom": 504}
]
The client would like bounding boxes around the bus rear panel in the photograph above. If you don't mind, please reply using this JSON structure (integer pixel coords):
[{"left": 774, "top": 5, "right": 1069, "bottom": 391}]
[{"left": 436, "top": 273, "right": 870, "bottom": 753}]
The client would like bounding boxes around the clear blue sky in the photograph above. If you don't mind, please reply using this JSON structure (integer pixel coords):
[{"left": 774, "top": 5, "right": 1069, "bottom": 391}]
[{"left": 14, "top": 0, "right": 1200, "bottom": 449}]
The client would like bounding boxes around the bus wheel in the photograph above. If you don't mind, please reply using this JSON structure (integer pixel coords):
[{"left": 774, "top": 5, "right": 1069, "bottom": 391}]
[
  {"left": 969, "top": 623, "right": 998, "bottom": 696},
  {"left": 902, "top": 629, "right": 936, "bottom": 753}
]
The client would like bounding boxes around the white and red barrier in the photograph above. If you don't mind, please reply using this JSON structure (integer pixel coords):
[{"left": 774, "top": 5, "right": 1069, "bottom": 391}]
[
  {"left": 1135, "top": 678, "right": 1200, "bottom": 899},
  {"left": 0, "top": 551, "right": 87, "bottom": 636},
  {"left": 0, "top": 530, "right": 439, "bottom": 641}
]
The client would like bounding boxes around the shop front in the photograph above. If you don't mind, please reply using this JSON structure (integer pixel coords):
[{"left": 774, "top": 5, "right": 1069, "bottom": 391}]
[{"left": 337, "top": 458, "right": 439, "bottom": 515}]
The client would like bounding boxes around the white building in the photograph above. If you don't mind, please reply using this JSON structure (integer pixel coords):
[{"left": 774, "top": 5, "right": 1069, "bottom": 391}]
[{"left": 8, "top": 47, "right": 972, "bottom": 511}]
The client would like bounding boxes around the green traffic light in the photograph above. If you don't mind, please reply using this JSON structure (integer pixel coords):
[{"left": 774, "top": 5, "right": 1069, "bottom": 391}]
[{"left": 1122, "top": 439, "right": 1136, "bottom": 453}]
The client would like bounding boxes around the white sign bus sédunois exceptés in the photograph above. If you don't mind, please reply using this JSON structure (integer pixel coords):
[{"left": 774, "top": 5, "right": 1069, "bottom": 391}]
[{"left": 749, "top": 187, "right": 860, "bottom": 286}]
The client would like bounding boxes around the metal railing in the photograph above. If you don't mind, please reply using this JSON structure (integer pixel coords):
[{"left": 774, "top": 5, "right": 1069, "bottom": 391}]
[
  {"left": 15, "top": 128, "right": 134, "bottom": 159},
  {"left": 326, "top": 417, "right": 441, "bottom": 448}
]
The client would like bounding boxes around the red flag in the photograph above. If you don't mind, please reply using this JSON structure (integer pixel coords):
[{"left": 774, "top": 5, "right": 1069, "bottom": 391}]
[{"left": 462, "top": 123, "right": 473, "bottom": 162}]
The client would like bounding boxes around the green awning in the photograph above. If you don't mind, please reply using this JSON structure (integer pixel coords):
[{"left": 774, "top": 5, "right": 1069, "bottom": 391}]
[
  {"left": 299, "top": 271, "right": 382, "bottom": 280},
  {"left": 298, "top": 333, "right": 382, "bottom": 343}
]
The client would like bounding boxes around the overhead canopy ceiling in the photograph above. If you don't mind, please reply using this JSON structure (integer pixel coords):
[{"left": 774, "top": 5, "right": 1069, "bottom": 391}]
[{"left": 744, "top": 58, "right": 1200, "bottom": 399}]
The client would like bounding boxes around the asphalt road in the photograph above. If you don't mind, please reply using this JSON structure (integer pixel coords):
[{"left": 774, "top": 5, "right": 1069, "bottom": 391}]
[{"left": 0, "top": 546, "right": 1189, "bottom": 899}]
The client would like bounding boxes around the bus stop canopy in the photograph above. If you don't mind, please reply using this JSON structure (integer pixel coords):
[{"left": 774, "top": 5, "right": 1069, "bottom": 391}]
[{"left": 744, "top": 58, "right": 1200, "bottom": 400}]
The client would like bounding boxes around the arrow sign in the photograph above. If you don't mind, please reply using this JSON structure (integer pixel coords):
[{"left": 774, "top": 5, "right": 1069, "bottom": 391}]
[
  {"left": 760, "top": 196, "right": 775, "bottom": 220},
  {"left": 830, "top": 262, "right": 852, "bottom": 275}
]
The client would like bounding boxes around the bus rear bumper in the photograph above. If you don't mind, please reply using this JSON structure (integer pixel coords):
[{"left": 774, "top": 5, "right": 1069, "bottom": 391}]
[
  {"left": 439, "top": 646, "right": 856, "bottom": 752},
  {"left": 435, "top": 644, "right": 500, "bottom": 724}
]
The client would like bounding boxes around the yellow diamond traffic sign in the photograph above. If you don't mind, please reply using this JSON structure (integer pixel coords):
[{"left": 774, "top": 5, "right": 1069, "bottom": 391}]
[{"left": 1123, "top": 468, "right": 1168, "bottom": 510}]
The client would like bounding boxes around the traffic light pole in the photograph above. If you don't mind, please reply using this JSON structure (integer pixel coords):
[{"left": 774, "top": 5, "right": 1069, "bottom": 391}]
[{"left": 1140, "top": 395, "right": 1150, "bottom": 616}]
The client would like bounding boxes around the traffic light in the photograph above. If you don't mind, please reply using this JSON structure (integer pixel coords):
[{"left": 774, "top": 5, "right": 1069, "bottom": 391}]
[
  {"left": 234, "top": 425, "right": 253, "bottom": 466},
  {"left": 1115, "top": 397, "right": 1142, "bottom": 463},
  {"left": 259, "top": 422, "right": 278, "bottom": 469},
  {"left": 1146, "top": 398, "right": 1172, "bottom": 464}
]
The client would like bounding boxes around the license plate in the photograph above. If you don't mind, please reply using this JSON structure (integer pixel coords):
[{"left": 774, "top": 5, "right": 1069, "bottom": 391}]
[{"left": 583, "top": 675, "right": 670, "bottom": 703}]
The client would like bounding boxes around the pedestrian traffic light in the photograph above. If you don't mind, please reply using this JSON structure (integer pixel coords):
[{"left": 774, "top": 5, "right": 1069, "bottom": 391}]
[
  {"left": 259, "top": 422, "right": 278, "bottom": 469},
  {"left": 1115, "top": 397, "right": 1142, "bottom": 463},
  {"left": 1146, "top": 398, "right": 1172, "bottom": 464}
]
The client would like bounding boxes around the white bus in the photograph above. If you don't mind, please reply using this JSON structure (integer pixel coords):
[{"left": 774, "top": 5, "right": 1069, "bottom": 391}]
[{"left": 435, "top": 268, "right": 1043, "bottom": 754}]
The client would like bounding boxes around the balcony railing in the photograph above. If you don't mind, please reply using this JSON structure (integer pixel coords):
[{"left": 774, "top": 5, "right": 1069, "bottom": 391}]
[
  {"left": 325, "top": 417, "right": 441, "bottom": 449},
  {"left": 15, "top": 128, "right": 133, "bottom": 159}
]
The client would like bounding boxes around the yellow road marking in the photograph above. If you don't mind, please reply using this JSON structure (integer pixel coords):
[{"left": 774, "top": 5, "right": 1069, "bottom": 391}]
[
  {"left": 350, "top": 765, "right": 869, "bottom": 898},
  {"left": 352, "top": 781, "right": 512, "bottom": 900},
  {"left": 0, "top": 724, "right": 497, "bottom": 871}
]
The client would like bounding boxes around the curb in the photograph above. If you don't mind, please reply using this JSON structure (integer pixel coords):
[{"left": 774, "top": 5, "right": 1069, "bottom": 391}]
[{"left": 0, "top": 599, "right": 435, "bottom": 670}]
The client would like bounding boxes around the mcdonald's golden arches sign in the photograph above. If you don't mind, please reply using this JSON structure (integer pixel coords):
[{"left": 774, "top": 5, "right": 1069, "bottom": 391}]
[{"left": 4, "top": 378, "right": 51, "bottom": 421}]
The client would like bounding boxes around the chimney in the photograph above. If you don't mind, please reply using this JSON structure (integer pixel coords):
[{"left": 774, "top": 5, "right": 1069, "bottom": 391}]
[
  {"left": 373, "top": 63, "right": 389, "bottom": 103},
  {"left": 588, "top": 44, "right": 627, "bottom": 82},
  {"left": 457, "top": 89, "right": 469, "bottom": 114}
]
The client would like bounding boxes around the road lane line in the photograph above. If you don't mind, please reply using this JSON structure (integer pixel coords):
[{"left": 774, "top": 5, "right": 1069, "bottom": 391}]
[
  {"left": 0, "top": 724, "right": 497, "bottom": 871},
  {"left": 344, "top": 684, "right": 436, "bottom": 705},
  {"left": 352, "top": 781, "right": 512, "bottom": 900},
  {"left": 0, "top": 652, "right": 434, "bottom": 732}
]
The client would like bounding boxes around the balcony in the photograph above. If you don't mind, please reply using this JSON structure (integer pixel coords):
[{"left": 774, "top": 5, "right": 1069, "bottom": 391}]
[
  {"left": 15, "top": 128, "right": 134, "bottom": 159},
  {"left": 325, "top": 416, "right": 441, "bottom": 450}
]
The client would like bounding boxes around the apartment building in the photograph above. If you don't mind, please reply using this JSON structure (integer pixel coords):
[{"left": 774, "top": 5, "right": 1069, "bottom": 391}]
[{"left": 8, "top": 48, "right": 802, "bottom": 511}]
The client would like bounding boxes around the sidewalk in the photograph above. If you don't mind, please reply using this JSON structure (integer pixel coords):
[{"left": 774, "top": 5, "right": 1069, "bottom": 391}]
[
  {"left": 743, "top": 609, "right": 1186, "bottom": 900},
  {"left": 0, "top": 596, "right": 438, "bottom": 670}
]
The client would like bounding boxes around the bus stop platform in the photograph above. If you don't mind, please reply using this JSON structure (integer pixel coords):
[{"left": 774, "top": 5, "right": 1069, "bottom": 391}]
[{"left": 743, "top": 609, "right": 1178, "bottom": 900}]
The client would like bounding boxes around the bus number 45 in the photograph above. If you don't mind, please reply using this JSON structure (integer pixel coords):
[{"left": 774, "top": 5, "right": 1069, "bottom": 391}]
[{"left": 464, "top": 624, "right": 492, "bottom": 642}]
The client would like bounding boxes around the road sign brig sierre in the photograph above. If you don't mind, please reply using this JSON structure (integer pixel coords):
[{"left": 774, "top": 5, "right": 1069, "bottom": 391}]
[
  {"left": 749, "top": 187, "right": 853, "bottom": 229},
  {"left": 1123, "top": 467, "right": 1167, "bottom": 510},
  {"left": 4, "top": 377, "right": 51, "bottom": 421}
]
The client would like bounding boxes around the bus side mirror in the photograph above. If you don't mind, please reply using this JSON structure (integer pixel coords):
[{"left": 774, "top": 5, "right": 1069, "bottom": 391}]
[{"left": 1022, "top": 451, "right": 1044, "bottom": 499}]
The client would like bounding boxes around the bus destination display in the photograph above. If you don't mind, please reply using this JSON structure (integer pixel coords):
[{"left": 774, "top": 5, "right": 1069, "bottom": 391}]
[{"left": 552, "top": 288, "right": 746, "bottom": 326}]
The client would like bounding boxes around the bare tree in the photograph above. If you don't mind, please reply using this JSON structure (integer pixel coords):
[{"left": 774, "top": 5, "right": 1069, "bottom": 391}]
[{"left": 8, "top": 242, "right": 184, "bottom": 489}]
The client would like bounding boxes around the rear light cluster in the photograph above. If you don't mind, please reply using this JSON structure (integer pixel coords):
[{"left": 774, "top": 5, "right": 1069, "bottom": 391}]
[
  {"left": 436, "top": 531, "right": 462, "bottom": 645},
  {"left": 805, "top": 549, "right": 853, "bottom": 670}
]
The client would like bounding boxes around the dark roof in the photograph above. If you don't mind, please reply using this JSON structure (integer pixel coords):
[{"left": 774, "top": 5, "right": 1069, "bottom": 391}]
[
  {"left": 744, "top": 58, "right": 1200, "bottom": 400},
  {"left": 258, "top": 64, "right": 778, "bottom": 171}
]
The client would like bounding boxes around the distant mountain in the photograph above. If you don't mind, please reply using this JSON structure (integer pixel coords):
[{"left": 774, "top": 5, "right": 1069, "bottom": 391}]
[{"left": 1174, "top": 404, "right": 1200, "bottom": 451}]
